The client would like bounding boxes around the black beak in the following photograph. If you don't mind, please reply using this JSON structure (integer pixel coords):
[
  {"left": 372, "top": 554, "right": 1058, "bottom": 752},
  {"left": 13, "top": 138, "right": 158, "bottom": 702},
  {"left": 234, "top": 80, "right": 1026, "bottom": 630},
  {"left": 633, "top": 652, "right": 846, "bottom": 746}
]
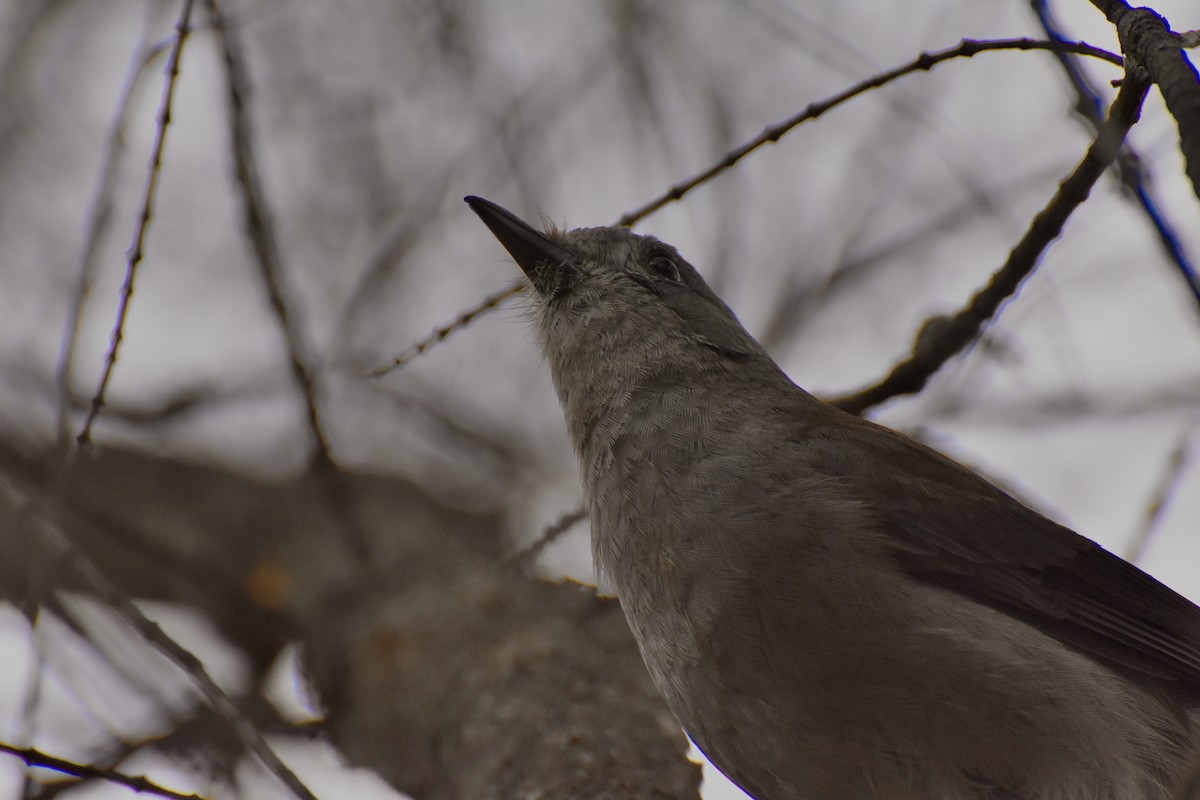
[{"left": 465, "top": 196, "right": 578, "bottom": 294}]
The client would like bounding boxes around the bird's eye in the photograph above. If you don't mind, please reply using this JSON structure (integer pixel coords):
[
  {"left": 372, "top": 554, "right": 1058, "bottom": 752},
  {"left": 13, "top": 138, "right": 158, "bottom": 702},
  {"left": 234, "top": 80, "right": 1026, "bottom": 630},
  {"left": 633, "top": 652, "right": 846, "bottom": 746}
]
[{"left": 648, "top": 255, "right": 681, "bottom": 283}]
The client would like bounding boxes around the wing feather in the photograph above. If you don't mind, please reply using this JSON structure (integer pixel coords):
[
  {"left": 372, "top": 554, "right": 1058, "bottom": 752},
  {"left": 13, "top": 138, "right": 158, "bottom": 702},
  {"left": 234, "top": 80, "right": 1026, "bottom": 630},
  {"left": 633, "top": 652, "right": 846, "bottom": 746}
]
[{"left": 801, "top": 409, "right": 1200, "bottom": 693}]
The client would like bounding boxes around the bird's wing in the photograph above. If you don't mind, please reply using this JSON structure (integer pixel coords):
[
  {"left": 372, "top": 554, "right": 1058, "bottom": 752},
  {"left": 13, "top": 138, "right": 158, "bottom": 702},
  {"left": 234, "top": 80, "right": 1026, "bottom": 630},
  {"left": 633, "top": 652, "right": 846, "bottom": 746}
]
[{"left": 815, "top": 411, "right": 1200, "bottom": 694}]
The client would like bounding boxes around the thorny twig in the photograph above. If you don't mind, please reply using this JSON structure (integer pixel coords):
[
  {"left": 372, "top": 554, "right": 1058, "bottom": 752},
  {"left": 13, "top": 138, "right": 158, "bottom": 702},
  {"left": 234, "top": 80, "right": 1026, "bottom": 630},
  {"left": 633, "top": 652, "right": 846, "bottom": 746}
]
[
  {"left": 76, "top": 0, "right": 196, "bottom": 447},
  {"left": 376, "top": 37, "right": 1123, "bottom": 374},
  {"left": 616, "top": 37, "right": 1122, "bottom": 228},
  {"left": 55, "top": 9, "right": 170, "bottom": 452},
  {"left": 0, "top": 742, "right": 209, "bottom": 800},
  {"left": 370, "top": 284, "right": 523, "bottom": 377}
]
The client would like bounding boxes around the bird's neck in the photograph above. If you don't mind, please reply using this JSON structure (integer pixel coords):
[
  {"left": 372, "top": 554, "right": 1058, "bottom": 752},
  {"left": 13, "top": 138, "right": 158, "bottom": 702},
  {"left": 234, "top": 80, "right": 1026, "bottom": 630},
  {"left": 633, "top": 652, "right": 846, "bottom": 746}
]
[{"left": 550, "top": 339, "right": 799, "bottom": 596}]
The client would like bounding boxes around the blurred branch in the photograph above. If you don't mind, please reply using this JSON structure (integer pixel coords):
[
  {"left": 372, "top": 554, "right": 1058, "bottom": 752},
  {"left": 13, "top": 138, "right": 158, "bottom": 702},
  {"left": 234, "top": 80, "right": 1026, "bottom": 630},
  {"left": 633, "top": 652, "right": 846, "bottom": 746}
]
[
  {"left": 305, "top": 569, "right": 700, "bottom": 800},
  {"left": 1090, "top": 1, "right": 1200, "bottom": 199},
  {"left": 1, "top": 480, "right": 320, "bottom": 800},
  {"left": 354, "top": 374, "right": 525, "bottom": 480},
  {"left": 889, "top": 375, "right": 1200, "bottom": 428},
  {"left": 42, "top": 692, "right": 321, "bottom": 799},
  {"left": 207, "top": 0, "right": 379, "bottom": 565},
  {"left": 1125, "top": 425, "right": 1194, "bottom": 565},
  {"left": 832, "top": 70, "right": 1151, "bottom": 415},
  {"left": 617, "top": 37, "right": 1122, "bottom": 227},
  {"left": 0, "top": 742, "right": 208, "bottom": 800},
  {"left": 756, "top": 162, "right": 1065, "bottom": 353},
  {"left": 73, "top": 382, "right": 273, "bottom": 426},
  {"left": 206, "top": 0, "right": 333, "bottom": 469},
  {"left": 508, "top": 506, "right": 587, "bottom": 573},
  {"left": 76, "top": 0, "right": 196, "bottom": 448},
  {"left": 733, "top": 0, "right": 1008, "bottom": 224},
  {"left": 348, "top": 45, "right": 612, "bottom": 364},
  {"left": 1031, "top": 0, "right": 1200, "bottom": 311}
]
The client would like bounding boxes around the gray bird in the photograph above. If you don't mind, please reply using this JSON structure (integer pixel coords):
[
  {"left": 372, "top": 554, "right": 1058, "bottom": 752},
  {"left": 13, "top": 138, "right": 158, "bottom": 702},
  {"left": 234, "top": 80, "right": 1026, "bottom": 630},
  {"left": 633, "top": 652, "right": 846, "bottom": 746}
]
[{"left": 466, "top": 195, "right": 1200, "bottom": 800}]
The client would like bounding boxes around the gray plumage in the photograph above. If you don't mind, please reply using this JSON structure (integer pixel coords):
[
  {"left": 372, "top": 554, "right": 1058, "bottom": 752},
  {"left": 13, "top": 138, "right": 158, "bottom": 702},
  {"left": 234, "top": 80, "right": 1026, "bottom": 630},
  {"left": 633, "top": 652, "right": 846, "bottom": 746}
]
[{"left": 466, "top": 195, "right": 1200, "bottom": 800}]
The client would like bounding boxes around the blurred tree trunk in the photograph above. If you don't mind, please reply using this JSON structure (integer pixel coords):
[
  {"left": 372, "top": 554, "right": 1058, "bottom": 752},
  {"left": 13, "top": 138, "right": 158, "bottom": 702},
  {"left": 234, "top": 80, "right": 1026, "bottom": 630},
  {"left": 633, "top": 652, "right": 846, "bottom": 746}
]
[{"left": 0, "top": 442, "right": 701, "bottom": 799}]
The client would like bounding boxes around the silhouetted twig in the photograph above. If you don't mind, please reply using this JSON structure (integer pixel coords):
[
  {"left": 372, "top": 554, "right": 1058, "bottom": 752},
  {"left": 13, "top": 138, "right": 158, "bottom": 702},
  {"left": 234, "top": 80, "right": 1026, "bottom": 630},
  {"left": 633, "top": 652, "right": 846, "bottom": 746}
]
[
  {"left": 0, "top": 742, "right": 209, "bottom": 800},
  {"left": 617, "top": 37, "right": 1122, "bottom": 227},
  {"left": 833, "top": 70, "right": 1151, "bottom": 415},
  {"left": 76, "top": 0, "right": 196, "bottom": 448},
  {"left": 55, "top": 10, "right": 169, "bottom": 452}
]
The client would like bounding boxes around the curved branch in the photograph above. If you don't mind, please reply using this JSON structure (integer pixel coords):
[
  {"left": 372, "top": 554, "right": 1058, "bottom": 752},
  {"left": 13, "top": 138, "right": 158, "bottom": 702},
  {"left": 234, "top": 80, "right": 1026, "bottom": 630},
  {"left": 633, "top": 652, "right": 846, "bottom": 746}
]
[
  {"left": 833, "top": 70, "right": 1151, "bottom": 415},
  {"left": 399, "top": 38, "right": 1123, "bottom": 372},
  {"left": 617, "top": 38, "right": 1123, "bottom": 227},
  {"left": 0, "top": 742, "right": 209, "bottom": 800},
  {"left": 206, "top": 0, "right": 334, "bottom": 467},
  {"left": 1031, "top": 0, "right": 1200, "bottom": 310}
]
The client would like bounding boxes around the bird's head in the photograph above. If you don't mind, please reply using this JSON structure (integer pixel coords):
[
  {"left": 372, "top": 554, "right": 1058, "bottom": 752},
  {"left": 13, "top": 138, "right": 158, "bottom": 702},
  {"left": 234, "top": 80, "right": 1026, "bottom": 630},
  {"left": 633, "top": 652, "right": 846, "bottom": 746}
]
[{"left": 466, "top": 196, "right": 766, "bottom": 383}]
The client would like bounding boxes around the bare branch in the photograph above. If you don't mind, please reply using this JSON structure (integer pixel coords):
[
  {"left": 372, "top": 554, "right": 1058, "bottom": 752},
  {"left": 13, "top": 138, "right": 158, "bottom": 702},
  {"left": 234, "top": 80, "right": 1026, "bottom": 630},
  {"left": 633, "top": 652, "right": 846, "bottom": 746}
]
[
  {"left": 383, "top": 38, "right": 1123, "bottom": 372},
  {"left": 369, "top": 284, "right": 522, "bottom": 377},
  {"left": 76, "top": 0, "right": 196, "bottom": 448},
  {"left": 205, "top": 0, "right": 334, "bottom": 469},
  {"left": 0, "top": 742, "right": 209, "bottom": 800},
  {"left": 617, "top": 37, "right": 1123, "bottom": 228},
  {"left": 206, "top": 0, "right": 382, "bottom": 564},
  {"left": 1090, "top": 1, "right": 1200, "bottom": 200},
  {"left": 832, "top": 70, "right": 1151, "bottom": 415},
  {"left": 508, "top": 506, "right": 587, "bottom": 573},
  {"left": 1125, "top": 426, "right": 1194, "bottom": 564},
  {"left": 1, "top": 480, "right": 321, "bottom": 800},
  {"left": 55, "top": 9, "right": 169, "bottom": 452},
  {"left": 1031, "top": 0, "right": 1200, "bottom": 311}
]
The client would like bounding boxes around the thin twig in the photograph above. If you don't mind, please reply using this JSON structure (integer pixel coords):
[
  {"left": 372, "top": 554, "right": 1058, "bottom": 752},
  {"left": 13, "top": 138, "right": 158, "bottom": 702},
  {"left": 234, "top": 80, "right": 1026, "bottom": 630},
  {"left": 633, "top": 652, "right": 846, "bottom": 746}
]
[
  {"left": 55, "top": 10, "right": 169, "bottom": 453},
  {"left": 370, "top": 284, "right": 523, "bottom": 377},
  {"left": 205, "top": 0, "right": 334, "bottom": 468},
  {"left": 1031, "top": 0, "right": 1200, "bottom": 311},
  {"left": 616, "top": 37, "right": 1122, "bottom": 227},
  {"left": 1125, "top": 426, "right": 1194, "bottom": 565},
  {"left": 0, "top": 478, "right": 320, "bottom": 800},
  {"left": 76, "top": 0, "right": 196, "bottom": 447},
  {"left": 386, "top": 38, "right": 1122, "bottom": 373},
  {"left": 0, "top": 741, "right": 209, "bottom": 800},
  {"left": 832, "top": 70, "right": 1151, "bottom": 415},
  {"left": 507, "top": 507, "right": 588, "bottom": 573}
]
